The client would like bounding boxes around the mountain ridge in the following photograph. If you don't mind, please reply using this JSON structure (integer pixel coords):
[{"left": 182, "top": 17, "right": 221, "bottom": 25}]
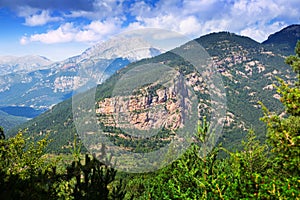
[
  {"left": 0, "top": 55, "right": 53, "bottom": 75},
  {"left": 0, "top": 110, "right": 28, "bottom": 131},
  {"left": 263, "top": 24, "right": 300, "bottom": 54},
  {"left": 0, "top": 38, "right": 161, "bottom": 114},
  {"left": 7, "top": 25, "right": 300, "bottom": 153}
]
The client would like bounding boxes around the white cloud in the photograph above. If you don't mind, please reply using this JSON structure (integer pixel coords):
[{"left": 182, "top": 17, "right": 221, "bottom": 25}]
[
  {"left": 240, "top": 21, "right": 287, "bottom": 42},
  {"left": 64, "top": 10, "right": 93, "bottom": 18},
  {"left": 9, "top": 0, "right": 300, "bottom": 61},
  {"left": 20, "top": 36, "right": 29, "bottom": 45},
  {"left": 24, "top": 10, "right": 62, "bottom": 26},
  {"left": 179, "top": 16, "right": 201, "bottom": 35},
  {"left": 130, "top": 0, "right": 300, "bottom": 41},
  {"left": 182, "top": 0, "right": 221, "bottom": 18},
  {"left": 75, "top": 20, "right": 120, "bottom": 42},
  {"left": 21, "top": 20, "right": 121, "bottom": 44},
  {"left": 130, "top": 13, "right": 200, "bottom": 37},
  {"left": 19, "top": 0, "right": 300, "bottom": 46},
  {"left": 134, "top": 0, "right": 299, "bottom": 42},
  {"left": 63, "top": 0, "right": 126, "bottom": 20},
  {"left": 17, "top": 6, "right": 38, "bottom": 18},
  {"left": 17, "top": 6, "right": 62, "bottom": 26},
  {"left": 129, "top": 1, "right": 153, "bottom": 17},
  {"left": 225, "top": 0, "right": 297, "bottom": 41},
  {"left": 29, "top": 23, "right": 76, "bottom": 43}
]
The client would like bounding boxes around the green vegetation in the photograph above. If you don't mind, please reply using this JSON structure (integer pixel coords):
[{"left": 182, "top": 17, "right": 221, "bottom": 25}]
[
  {"left": 1, "top": 39, "right": 299, "bottom": 199},
  {"left": 0, "top": 129, "right": 126, "bottom": 199},
  {"left": 0, "top": 110, "right": 27, "bottom": 131}
]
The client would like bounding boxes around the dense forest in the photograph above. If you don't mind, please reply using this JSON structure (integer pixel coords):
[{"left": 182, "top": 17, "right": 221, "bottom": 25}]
[{"left": 0, "top": 42, "right": 299, "bottom": 199}]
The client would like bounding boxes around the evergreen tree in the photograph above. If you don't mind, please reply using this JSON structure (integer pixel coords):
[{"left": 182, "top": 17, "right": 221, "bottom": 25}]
[
  {"left": 0, "top": 126, "right": 4, "bottom": 140},
  {"left": 260, "top": 41, "right": 300, "bottom": 198}
]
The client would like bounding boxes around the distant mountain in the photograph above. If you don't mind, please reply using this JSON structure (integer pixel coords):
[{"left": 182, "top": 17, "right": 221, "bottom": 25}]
[
  {"left": 0, "top": 55, "right": 52, "bottom": 75},
  {"left": 263, "top": 24, "right": 300, "bottom": 54},
  {"left": 81, "top": 37, "right": 162, "bottom": 61},
  {"left": 8, "top": 26, "right": 299, "bottom": 153},
  {"left": 0, "top": 37, "right": 161, "bottom": 120}
]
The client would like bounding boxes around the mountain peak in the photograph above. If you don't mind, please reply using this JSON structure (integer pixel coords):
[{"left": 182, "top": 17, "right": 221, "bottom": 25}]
[
  {"left": 0, "top": 55, "right": 53, "bottom": 75},
  {"left": 262, "top": 24, "right": 300, "bottom": 50},
  {"left": 195, "top": 31, "right": 260, "bottom": 49},
  {"left": 81, "top": 37, "right": 162, "bottom": 61}
]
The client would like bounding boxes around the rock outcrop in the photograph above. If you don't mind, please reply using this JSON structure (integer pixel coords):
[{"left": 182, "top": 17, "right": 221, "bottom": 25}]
[{"left": 96, "top": 73, "right": 193, "bottom": 131}]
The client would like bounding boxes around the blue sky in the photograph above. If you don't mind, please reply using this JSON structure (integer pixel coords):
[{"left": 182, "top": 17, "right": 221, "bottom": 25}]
[{"left": 0, "top": 0, "right": 299, "bottom": 61}]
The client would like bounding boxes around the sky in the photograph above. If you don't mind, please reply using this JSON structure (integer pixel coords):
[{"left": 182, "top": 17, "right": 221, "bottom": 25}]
[{"left": 0, "top": 0, "right": 299, "bottom": 61}]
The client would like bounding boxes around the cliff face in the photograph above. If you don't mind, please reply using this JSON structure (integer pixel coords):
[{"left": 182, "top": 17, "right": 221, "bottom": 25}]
[{"left": 96, "top": 73, "right": 194, "bottom": 131}]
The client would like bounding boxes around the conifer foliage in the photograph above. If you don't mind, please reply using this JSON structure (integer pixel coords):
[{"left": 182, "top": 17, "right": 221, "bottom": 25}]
[{"left": 0, "top": 130, "right": 126, "bottom": 199}]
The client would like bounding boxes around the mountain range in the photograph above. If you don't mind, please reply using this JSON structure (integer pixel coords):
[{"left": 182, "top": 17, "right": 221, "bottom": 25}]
[
  {"left": 0, "top": 55, "right": 52, "bottom": 75},
  {"left": 0, "top": 37, "right": 161, "bottom": 130},
  {"left": 4, "top": 25, "right": 300, "bottom": 154}
]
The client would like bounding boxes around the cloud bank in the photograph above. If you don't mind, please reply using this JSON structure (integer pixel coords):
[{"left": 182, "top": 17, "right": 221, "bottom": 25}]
[{"left": 1, "top": 0, "right": 299, "bottom": 44}]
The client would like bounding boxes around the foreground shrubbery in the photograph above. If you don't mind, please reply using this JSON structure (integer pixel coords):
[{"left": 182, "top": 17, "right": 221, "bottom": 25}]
[
  {"left": 0, "top": 130, "right": 126, "bottom": 200},
  {"left": 1, "top": 43, "right": 300, "bottom": 199}
]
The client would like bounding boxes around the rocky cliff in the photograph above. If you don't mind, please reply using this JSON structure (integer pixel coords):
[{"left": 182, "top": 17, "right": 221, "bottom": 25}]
[{"left": 96, "top": 72, "right": 193, "bottom": 131}]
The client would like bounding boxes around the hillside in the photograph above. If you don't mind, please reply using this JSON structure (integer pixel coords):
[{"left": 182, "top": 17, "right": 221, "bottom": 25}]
[
  {"left": 7, "top": 27, "right": 299, "bottom": 154},
  {"left": 263, "top": 24, "right": 300, "bottom": 54},
  {"left": 0, "top": 110, "right": 28, "bottom": 131}
]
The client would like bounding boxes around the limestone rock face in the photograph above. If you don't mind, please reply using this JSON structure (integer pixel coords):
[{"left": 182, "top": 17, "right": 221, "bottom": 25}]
[{"left": 96, "top": 74, "right": 193, "bottom": 131}]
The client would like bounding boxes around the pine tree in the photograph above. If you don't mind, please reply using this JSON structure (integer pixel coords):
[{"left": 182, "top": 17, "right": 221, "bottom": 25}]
[
  {"left": 260, "top": 41, "right": 300, "bottom": 198},
  {"left": 0, "top": 126, "right": 4, "bottom": 140}
]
